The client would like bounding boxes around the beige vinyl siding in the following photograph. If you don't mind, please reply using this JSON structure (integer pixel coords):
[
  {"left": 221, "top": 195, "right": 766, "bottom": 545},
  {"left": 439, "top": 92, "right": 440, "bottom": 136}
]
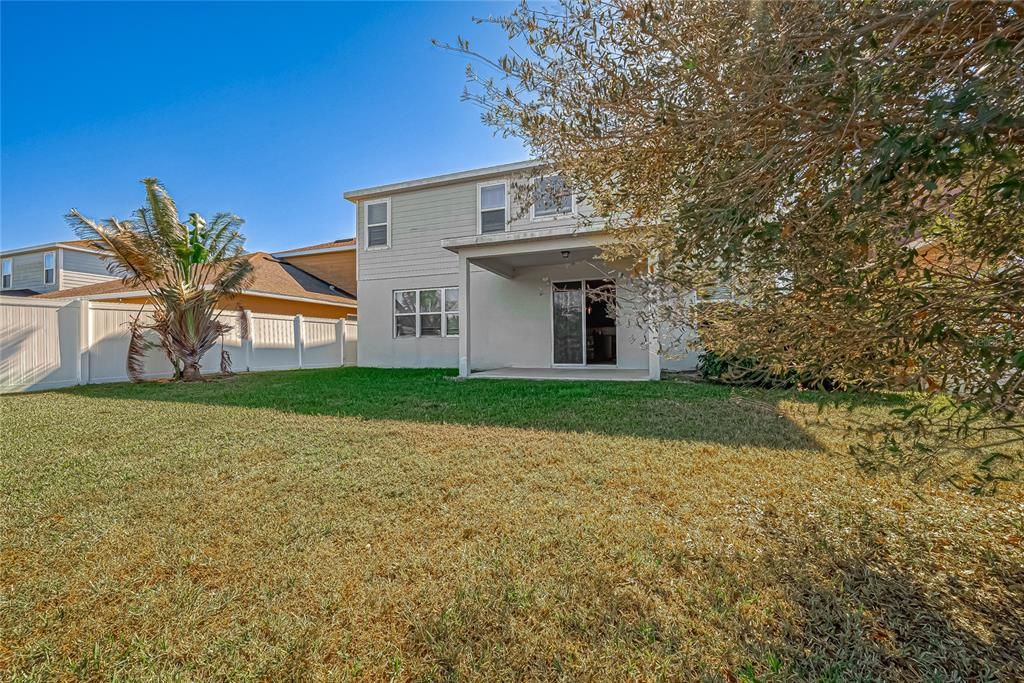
[
  {"left": 356, "top": 174, "right": 595, "bottom": 283},
  {"left": 60, "top": 248, "right": 117, "bottom": 290},
  {"left": 357, "top": 183, "right": 475, "bottom": 282},
  {"left": 7, "top": 251, "right": 54, "bottom": 293}
]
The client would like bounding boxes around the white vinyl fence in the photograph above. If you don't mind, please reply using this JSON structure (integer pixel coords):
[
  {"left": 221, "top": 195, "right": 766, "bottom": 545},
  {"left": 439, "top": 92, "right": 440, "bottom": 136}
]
[{"left": 0, "top": 296, "right": 356, "bottom": 393}]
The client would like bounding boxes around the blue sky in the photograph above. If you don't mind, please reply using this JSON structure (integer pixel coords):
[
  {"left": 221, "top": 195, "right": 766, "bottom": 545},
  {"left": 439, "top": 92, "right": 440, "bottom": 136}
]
[{"left": 1, "top": 1, "right": 526, "bottom": 252}]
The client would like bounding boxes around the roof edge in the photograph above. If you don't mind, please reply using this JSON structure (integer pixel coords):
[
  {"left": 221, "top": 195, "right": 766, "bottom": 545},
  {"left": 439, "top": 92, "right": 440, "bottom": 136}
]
[
  {"left": 272, "top": 243, "right": 356, "bottom": 258},
  {"left": 1, "top": 241, "right": 101, "bottom": 257},
  {"left": 242, "top": 289, "right": 356, "bottom": 307},
  {"left": 343, "top": 159, "right": 545, "bottom": 202},
  {"left": 44, "top": 287, "right": 356, "bottom": 308}
]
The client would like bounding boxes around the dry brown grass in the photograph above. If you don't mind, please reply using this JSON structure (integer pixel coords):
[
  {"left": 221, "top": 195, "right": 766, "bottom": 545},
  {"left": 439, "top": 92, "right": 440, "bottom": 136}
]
[{"left": 1, "top": 368, "right": 1022, "bottom": 681}]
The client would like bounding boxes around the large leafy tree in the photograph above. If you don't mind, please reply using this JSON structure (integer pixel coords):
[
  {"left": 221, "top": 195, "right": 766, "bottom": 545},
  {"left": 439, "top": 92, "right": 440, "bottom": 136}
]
[
  {"left": 446, "top": 0, "right": 1023, "bottom": 487},
  {"left": 67, "top": 178, "right": 253, "bottom": 382}
]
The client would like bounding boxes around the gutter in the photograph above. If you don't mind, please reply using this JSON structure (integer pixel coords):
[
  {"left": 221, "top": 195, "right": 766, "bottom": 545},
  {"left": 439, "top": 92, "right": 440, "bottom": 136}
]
[
  {"left": 343, "top": 159, "right": 545, "bottom": 202},
  {"left": 272, "top": 244, "right": 356, "bottom": 257},
  {"left": 0, "top": 242, "right": 102, "bottom": 257}
]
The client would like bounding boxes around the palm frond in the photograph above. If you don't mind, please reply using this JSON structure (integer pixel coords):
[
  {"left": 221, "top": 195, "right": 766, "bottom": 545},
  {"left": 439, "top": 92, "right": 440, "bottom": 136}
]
[
  {"left": 212, "top": 256, "right": 254, "bottom": 297},
  {"left": 141, "top": 178, "right": 187, "bottom": 248},
  {"left": 238, "top": 306, "right": 250, "bottom": 340},
  {"left": 204, "top": 213, "right": 247, "bottom": 260},
  {"left": 126, "top": 316, "right": 151, "bottom": 382},
  {"left": 66, "top": 210, "right": 165, "bottom": 286}
]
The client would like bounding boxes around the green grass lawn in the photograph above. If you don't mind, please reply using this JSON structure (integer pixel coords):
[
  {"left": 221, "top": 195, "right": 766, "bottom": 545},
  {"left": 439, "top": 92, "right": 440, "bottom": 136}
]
[{"left": 2, "top": 368, "right": 1022, "bottom": 680}]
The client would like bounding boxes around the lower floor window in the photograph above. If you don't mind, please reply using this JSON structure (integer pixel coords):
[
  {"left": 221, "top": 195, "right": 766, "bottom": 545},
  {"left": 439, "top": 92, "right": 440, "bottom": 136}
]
[{"left": 394, "top": 286, "right": 459, "bottom": 338}]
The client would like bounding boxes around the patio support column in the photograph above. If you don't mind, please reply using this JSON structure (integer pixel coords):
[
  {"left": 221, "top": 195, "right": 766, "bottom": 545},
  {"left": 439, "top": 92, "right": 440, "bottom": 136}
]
[
  {"left": 647, "top": 324, "right": 661, "bottom": 381},
  {"left": 646, "top": 253, "right": 662, "bottom": 381},
  {"left": 458, "top": 253, "right": 471, "bottom": 377}
]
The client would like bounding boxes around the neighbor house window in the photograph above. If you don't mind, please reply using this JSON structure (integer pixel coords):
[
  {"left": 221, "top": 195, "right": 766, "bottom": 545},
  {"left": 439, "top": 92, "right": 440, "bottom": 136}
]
[
  {"left": 394, "top": 287, "right": 459, "bottom": 338},
  {"left": 43, "top": 251, "right": 56, "bottom": 285},
  {"left": 478, "top": 181, "right": 507, "bottom": 234},
  {"left": 365, "top": 199, "right": 390, "bottom": 249},
  {"left": 532, "top": 175, "right": 573, "bottom": 218},
  {"left": 1, "top": 258, "right": 11, "bottom": 289}
]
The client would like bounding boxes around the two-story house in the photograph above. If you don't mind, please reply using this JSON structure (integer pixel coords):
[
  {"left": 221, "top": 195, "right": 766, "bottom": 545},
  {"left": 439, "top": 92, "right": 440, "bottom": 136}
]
[
  {"left": 344, "top": 160, "right": 698, "bottom": 380},
  {"left": 0, "top": 240, "right": 116, "bottom": 296}
]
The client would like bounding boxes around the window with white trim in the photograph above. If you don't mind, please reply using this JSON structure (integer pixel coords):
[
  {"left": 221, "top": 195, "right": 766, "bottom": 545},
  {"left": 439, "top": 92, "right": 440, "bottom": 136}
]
[
  {"left": 43, "top": 251, "right": 56, "bottom": 285},
  {"left": 1, "top": 258, "right": 11, "bottom": 289},
  {"left": 394, "top": 287, "right": 459, "bottom": 338},
  {"left": 365, "top": 199, "right": 390, "bottom": 249},
  {"left": 478, "top": 182, "right": 507, "bottom": 234},
  {"left": 532, "top": 175, "right": 573, "bottom": 218}
]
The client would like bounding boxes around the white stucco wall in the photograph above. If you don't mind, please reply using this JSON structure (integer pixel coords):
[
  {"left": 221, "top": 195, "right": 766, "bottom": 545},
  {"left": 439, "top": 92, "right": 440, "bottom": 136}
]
[
  {"left": 356, "top": 262, "right": 666, "bottom": 371},
  {"left": 357, "top": 273, "right": 460, "bottom": 368}
]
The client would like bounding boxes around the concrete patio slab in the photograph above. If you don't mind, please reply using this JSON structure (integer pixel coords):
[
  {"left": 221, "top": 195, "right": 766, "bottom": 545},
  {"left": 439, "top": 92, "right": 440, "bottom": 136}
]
[{"left": 469, "top": 367, "right": 651, "bottom": 381}]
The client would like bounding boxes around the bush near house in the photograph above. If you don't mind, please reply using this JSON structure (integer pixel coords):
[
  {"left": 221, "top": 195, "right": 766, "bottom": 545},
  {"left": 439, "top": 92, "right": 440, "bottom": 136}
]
[
  {"left": 698, "top": 351, "right": 847, "bottom": 391},
  {"left": 2, "top": 368, "right": 1022, "bottom": 680}
]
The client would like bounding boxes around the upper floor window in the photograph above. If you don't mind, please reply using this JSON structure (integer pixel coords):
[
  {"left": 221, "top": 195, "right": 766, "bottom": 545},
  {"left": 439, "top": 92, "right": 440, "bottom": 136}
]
[
  {"left": 478, "top": 182, "right": 507, "bottom": 234},
  {"left": 43, "top": 251, "right": 56, "bottom": 285},
  {"left": 365, "top": 199, "right": 390, "bottom": 249},
  {"left": 532, "top": 175, "right": 573, "bottom": 219},
  {"left": 1, "top": 258, "right": 11, "bottom": 289}
]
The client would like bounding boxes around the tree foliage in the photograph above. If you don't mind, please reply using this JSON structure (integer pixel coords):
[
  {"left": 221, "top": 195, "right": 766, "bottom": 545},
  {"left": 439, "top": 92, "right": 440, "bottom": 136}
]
[
  {"left": 67, "top": 178, "right": 252, "bottom": 382},
  {"left": 447, "top": 0, "right": 1024, "bottom": 488}
]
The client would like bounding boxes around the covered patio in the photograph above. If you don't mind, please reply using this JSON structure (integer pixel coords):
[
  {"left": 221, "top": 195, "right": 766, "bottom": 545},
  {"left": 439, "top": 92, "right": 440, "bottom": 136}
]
[{"left": 442, "top": 225, "right": 661, "bottom": 381}]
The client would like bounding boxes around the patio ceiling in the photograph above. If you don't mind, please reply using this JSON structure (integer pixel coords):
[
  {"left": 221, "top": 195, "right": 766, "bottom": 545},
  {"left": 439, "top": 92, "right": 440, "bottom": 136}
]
[
  {"left": 442, "top": 225, "right": 613, "bottom": 278},
  {"left": 471, "top": 246, "right": 604, "bottom": 278}
]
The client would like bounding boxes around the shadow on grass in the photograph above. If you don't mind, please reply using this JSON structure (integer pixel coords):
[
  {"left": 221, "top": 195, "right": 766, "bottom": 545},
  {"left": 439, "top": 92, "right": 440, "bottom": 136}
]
[
  {"left": 731, "top": 530, "right": 1024, "bottom": 680},
  {"left": 62, "top": 367, "right": 833, "bottom": 449},
  {"left": 405, "top": 513, "right": 1024, "bottom": 680}
]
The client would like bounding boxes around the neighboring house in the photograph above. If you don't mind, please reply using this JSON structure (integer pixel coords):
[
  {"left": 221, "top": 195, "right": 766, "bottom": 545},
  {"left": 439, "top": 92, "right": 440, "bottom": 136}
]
[
  {"left": 271, "top": 238, "right": 358, "bottom": 296},
  {"left": 344, "top": 160, "right": 698, "bottom": 379},
  {"left": 0, "top": 240, "right": 116, "bottom": 296},
  {"left": 36, "top": 250, "right": 357, "bottom": 319}
]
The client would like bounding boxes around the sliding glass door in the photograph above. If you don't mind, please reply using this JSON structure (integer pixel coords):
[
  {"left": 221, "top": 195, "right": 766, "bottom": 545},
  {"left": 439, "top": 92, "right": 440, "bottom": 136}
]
[
  {"left": 552, "top": 279, "right": 617, "bottom": 366},
  {"left": 552, "top": 281, "right": 584, "bottom": 364}
]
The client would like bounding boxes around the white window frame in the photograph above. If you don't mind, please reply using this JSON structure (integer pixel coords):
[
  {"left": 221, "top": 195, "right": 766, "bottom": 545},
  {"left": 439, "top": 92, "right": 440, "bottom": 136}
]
[
  {"left": 364, "top": 198, "right": 391, "bottom": 250},
  {"left": 43, "top": 251, "right": 56, "bottom": 285},
  {"left": 530, "top": 174, "right": 575, "bottom": 221},
  {"left": 393, "top": 286, "right": 460, "bottom": 339},
  {"left": 477, "top": 180, "right": 509, "bottom": 235},
  {"left": 1, "top": 258, "right": 11, "bottom": 289}
]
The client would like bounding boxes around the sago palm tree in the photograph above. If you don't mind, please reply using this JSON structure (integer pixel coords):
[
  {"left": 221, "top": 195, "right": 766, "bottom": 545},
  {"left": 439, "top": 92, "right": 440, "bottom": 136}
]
[{"left": 67, "top": 178, "right": 253, "bottom": 381}]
